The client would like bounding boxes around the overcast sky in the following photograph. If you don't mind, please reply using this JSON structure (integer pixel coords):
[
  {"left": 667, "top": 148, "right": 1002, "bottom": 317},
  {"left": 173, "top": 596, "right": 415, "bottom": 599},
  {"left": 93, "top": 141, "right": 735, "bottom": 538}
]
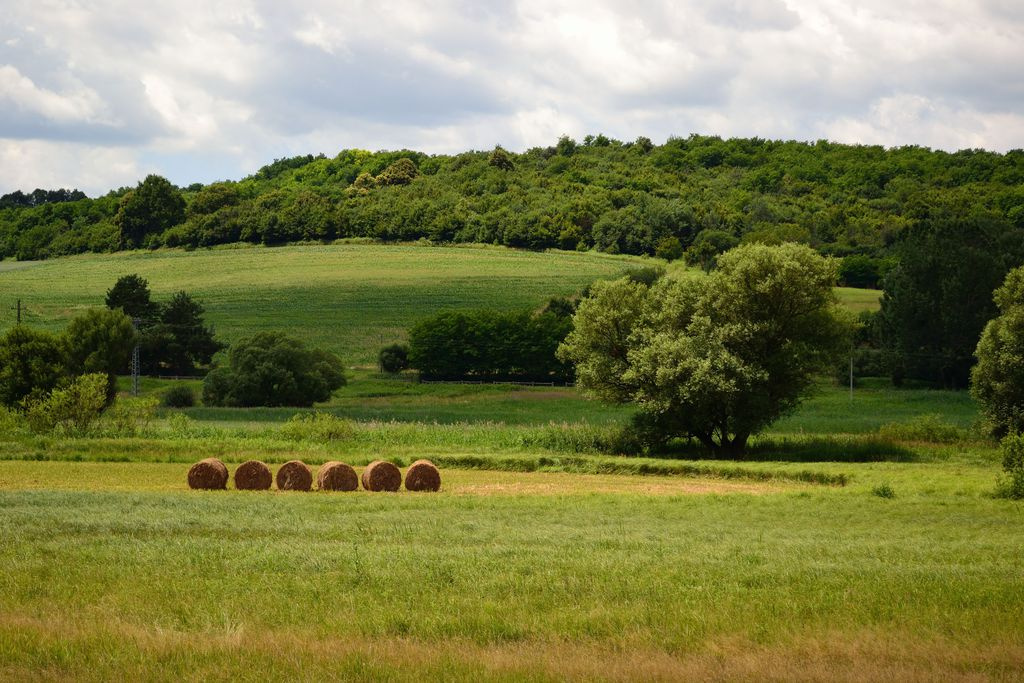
[{"left": 1, "top": 0, "right": 1022, "bottom": 195}]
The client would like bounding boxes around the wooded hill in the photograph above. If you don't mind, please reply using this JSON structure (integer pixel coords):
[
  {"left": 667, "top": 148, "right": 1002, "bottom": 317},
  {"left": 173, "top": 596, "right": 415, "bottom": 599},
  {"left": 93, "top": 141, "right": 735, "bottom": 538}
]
[{"left": 2, "top": 135, "right": 1023, "bottom": 279}]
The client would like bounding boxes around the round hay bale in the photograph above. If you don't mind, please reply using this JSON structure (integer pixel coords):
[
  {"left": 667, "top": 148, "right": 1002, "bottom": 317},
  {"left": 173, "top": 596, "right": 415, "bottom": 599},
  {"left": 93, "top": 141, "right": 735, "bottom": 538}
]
[
  {"left": 234, "top": 460, "right": 272, "bottom": 490},
  {"left": 404, "top": 459, "right": 441, "bottom": 492},
  {"left": 276, "top": 460, "right": 313, "bottom": 491},
  {"left": 317, "top": 461, "right": 358, "bottom": 492},
  {"left": 361, "top": 460, "right": 401, "bottom": 492},
  {"left": 187, "top": 457, "right": 228, "bottom": 490}
]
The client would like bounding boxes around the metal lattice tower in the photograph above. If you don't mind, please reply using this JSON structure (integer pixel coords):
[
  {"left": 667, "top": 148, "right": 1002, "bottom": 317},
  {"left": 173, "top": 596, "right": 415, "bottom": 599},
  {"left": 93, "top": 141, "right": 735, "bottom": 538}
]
[{"left": 131, "top": 318, "right": 141, "bottom": 396}]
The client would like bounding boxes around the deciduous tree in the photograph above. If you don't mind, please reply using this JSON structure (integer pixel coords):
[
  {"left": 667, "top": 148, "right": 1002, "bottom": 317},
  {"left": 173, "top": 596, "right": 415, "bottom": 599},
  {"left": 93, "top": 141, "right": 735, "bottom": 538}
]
[{"left": 559, "top": 243, "right": 852, "bottom": 455}]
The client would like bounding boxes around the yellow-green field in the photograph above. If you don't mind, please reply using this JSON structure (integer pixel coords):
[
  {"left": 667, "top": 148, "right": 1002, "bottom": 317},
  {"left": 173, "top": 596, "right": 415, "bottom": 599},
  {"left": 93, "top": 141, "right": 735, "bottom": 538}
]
[
  {"left": 836, "top": 286, "right": 883, "bottom": 311},
  {"left": 0, "top": 456, "right": 1020, "bottom": 682}
]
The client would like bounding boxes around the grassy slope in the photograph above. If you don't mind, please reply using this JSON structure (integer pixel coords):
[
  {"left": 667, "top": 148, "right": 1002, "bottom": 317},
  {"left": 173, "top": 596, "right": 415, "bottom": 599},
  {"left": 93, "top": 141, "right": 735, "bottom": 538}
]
[
  {"left": 0, "top": 243, "right": 881, "bottom": 366},
  {"left": 0, "top": 243, "right": 647, "bottom": 365}
]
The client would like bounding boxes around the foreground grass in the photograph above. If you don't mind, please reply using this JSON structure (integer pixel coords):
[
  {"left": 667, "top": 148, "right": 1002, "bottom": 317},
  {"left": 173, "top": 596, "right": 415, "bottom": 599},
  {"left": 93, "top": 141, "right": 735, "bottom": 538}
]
[{"left": 0, "top": 463, "right": 1020, "bottom": 681}]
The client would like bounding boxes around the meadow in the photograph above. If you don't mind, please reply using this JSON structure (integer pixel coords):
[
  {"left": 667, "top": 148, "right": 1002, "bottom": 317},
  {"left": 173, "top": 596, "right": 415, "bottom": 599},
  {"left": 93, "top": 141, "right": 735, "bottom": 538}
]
[
  {"left": 1, "top": 244, "right": 1020, "bottom": 681},
  {"left": 0, "top": 242, "right": 648, "bottom": 365}
]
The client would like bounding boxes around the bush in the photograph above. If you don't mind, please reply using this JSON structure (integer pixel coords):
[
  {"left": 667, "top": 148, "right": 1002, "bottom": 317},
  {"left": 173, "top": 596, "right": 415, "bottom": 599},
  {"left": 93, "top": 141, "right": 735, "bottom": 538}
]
[
  {"left": 838, "top": 255, "right": 881, "bottom": 288},
  {"left": 378, "top": 343, "right": 410, "bottom": 374},
  {"left": 279, "top": 412, "right": 355, "bottom": 442},
  {"left": 22, "top": 373, "right": 107, "bottom": 436},
  {"left": 0, "top": 326, "right": 67, "bottom": 408},
  {"left": 622, "top": 266, "right": 665, "bottom": 287},
  {"left": 165, "top": 413, "right": 216, "bottom": 439},
  {"left": 101, "top": 396, "right": 158, "bottom": 437},
  {"left": 0, "top": 405, "right": 23, "bottom": 436},
  {"left": 202, "top": 332, "right": 346, "bottom": 407},
  {"left": 685, "top": 230, "right": 739, "bottom": 271},
  {"left": 162, "top": 384, "right": 196, "bottom": 408},
  {"left": 996, "top": 434, "right": 1024, "bottom": 499},
  {"left": 408, "top": 309, "right": 572, "bottom": 382},
  {"left": 872, "top": 484, "right": 896, "bottom": 499},
  {"left": 655, "top": 236, "right": 684, "bottom": 261}
]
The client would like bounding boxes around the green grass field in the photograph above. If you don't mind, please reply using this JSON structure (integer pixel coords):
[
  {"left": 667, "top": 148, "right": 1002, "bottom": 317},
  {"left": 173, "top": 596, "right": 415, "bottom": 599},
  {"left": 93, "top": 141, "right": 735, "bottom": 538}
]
[
  {"left": 0, "top": 243, "right": 649, "bottom": 365},
  {"left": 2, "top": 245, "right": 1017, "bottom": 681},
  {"left": 0, "top": 459, "right": 1020, "bottom": 681},
  {"left": 0, "top": 243, "right": 881, "bottom": 366},
  {"left": 1, "top": 370, "right": 1019, "bottom": 679},
  {"left": 836, "top": 286, "right": 882, "bottom": 311}
]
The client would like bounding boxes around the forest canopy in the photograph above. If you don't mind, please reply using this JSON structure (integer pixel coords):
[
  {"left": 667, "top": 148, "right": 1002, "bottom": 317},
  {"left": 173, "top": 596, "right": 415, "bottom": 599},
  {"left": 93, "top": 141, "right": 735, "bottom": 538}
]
[{"left": 1, "top": 135, "right": 1022, "bottom": 269}]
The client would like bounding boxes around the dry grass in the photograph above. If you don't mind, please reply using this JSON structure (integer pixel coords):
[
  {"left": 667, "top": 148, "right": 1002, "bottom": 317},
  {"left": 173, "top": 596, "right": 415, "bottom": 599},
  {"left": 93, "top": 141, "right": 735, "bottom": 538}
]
[
  {"left": 1, "top": 612, "right": 1019, "bottom": 682},
  {"left": 0, "top": 461, "right": 793, "bottom": 496}
]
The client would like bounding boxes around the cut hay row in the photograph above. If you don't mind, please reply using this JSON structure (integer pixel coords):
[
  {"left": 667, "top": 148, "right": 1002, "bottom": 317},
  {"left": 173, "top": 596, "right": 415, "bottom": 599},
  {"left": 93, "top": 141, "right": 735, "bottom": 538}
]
[{"left": 186, "top": 458, "right": 441, "bottom": 492}]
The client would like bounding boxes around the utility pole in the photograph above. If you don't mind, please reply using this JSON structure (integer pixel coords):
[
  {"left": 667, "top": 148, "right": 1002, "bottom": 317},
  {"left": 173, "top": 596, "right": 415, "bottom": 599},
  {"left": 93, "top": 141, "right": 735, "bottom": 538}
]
[
  {"left": 849, "top": 353, "right": 854, "bottom": 402},
  {"left": 11, "top": 299, "right": 21, "bottom": 324},
  {"left": 131, "top": 317, "right": 141, "bottom": 397}
]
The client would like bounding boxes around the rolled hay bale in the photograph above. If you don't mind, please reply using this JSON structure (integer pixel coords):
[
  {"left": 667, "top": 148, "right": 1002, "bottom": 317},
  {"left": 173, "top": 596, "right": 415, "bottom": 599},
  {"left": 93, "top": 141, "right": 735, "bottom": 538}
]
[
  {"left": 276, "top": 460, "right": 313, "bottom": 491},
  {"left": 317, "top": 461, "right": 359, "bottom": 492},
  {"left": 361, "top": 460, "right": 401, "bottom": 492},
  {"left": 234, "top": 460, "right": 272, "bottom": 491},
  {"left": 187, "top": 457, "right": 228, "bottom": 490},
  {"left": 404, "top": 459, "right": 441, "bottom": 492}
]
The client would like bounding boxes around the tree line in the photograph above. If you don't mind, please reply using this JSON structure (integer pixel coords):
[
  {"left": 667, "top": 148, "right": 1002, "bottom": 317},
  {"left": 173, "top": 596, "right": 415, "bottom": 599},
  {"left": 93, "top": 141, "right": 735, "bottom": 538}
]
[{"left": 2, "top": 135, "right": 1022, "bottom": 282}]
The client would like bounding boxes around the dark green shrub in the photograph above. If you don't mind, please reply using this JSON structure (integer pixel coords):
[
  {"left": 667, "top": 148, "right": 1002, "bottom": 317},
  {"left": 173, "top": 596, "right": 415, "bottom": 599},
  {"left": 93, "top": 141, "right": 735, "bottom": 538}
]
[
  {"left": 838, "top": 254, "right": 881, "bottom": 288},
  {"left": 378, "top": 343, "right": 410, "bottom": 374},
  {"left": 63, "top": 307, "right": 137, "bottom": 404},
  {"left": 623, "top": 266, "right": 664, "bottom": 287},
  {"left": 408, "top": 309, "right": 572, "bottom": 382},
  {"left": 0, "top": 326, "right": 67, "bottom": 408},
  {"left": 685, "top": 230, "right": 739, "bottom": 271},
  {"left": 202, "top": 332, "right": 345, "bottom": 407},
  {"left": 162, "top": 384, "right": 196, "bottom": 408},
  {"left": 655, "top": 236, "right": 684, "bottom": 261}
]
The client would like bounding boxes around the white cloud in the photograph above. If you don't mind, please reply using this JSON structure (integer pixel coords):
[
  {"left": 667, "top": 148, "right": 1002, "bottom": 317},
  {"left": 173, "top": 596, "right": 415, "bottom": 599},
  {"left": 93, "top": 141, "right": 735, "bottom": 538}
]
[
  {"left": 0, "top": 0, "right": 1022, "bottom": 193},
  {"left": 0, "top": 65, "right": 109, "bottom": 123},
  {"left": 0, "top": 139, "right": 140, "bottom": 194}
]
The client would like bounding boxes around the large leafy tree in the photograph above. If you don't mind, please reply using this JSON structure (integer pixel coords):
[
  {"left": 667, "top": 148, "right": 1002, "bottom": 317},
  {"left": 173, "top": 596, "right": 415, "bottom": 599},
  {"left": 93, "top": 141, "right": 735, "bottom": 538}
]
[
  {"left": 559, "top": 243, "right": 852, "bottom": 456},
  {"left": 114, "top": 174, "right": 185, "bottom": 248},
  {"left": 971, "top": 266, "right": 1024, "bottom": 436},
  {"left": 0, "top": 326, "right": 67, "bottom": 407},
  {"left": 63, "top": 308, "right": 138, "bottom": 402},
  {"left": 879, "top": 205, "right": 1024, "bottom": 388},
  {"left": 202, "top": 332, "right": 345, "bottom": 407}
]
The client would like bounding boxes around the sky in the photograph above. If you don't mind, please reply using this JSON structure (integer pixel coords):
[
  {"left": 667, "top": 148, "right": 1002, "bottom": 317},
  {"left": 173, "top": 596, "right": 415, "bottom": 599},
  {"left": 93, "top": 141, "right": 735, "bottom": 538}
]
[{"left": 1, "top": 0, "right": 1022, "bottom": 195}]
